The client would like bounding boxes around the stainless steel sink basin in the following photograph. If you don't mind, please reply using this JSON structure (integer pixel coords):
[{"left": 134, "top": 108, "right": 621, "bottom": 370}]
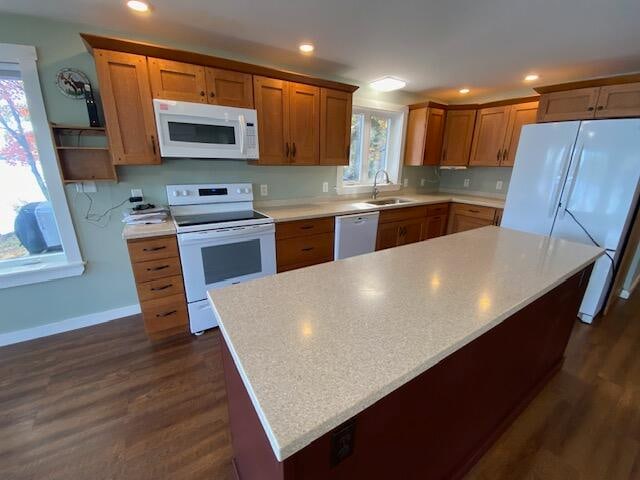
[{"left": 364, "top": 198, "right": 413, "bottom": 206}]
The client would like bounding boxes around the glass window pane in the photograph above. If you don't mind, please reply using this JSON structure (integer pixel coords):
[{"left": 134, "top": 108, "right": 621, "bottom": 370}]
[
  {"left": 366, "top": 115, "right": 391, "bottom": 182},
  {"left": 343, "top": 113, "right": 364, "bottom": 183},
  {"left": 0, "top": 76, "right": 61, "bottom": 261},
  {"left": 201, "top": 239, "right": 262, "bottom": 284}
]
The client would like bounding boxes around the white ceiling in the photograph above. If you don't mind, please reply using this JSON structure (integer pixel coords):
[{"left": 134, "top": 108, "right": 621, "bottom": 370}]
[{"left": 3, "top": 0, "right": 640, "bottom": 102}]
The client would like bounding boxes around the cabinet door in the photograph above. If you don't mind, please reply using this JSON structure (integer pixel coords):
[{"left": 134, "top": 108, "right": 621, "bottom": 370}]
[
  {"left": 423, "top": 108, "right": 446, "bottom": 166},
  {"left": 469, "top": 106, "right": 510, "bottom": 166},
  {"left": 253, "top": 76, "right": 290, "bottom": 165},
  {"left": 398, "top": 218, "right": 425, "bottom": 246},
  {"left": 404, "top": 107, "right": 427, "bottom": 166},
  {"left": 376, "top": 222, "right": 401, "bottom": 250},
  {"left": 441, "top": 110, "right": 476, "bottom": 166},
  {"left": 536, "top": 88, "right": 599, "bottom": 122},
  {"left": 320, "top": 88, "right": 352, "bottom": 165},
  {"left": 205, "top": 68, "right": 254, "bottom": 108},
  {"left": 448, "top": 214, "right": 493, "bottom": 234},
  {"left": 595, "top": 82, "right": 640, "bottom": 118},
  {"left": 423, "top": 215, "right": 447, "bottom": 240},
  {"left": 148, "top": 58, "right": 207, "bottom": 103},
  {"left": 289, "top": 82, "right": 320, "bottom": 165},
  {"left": 94, "top": 50, "right": 160, "bottom": 165},
  {"left": 501, "top": 101, "right": 539, "bottom": 167}
]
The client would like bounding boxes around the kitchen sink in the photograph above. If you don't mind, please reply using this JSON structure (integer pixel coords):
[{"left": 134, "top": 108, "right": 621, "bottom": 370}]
[{"left": 364, "top": 198, "right": 413, "bottom": 206}]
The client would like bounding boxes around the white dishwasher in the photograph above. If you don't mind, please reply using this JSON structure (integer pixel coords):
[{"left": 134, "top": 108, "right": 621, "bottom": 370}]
[{"left": 334, "top": 211, "right": 380, "bottom": 260}]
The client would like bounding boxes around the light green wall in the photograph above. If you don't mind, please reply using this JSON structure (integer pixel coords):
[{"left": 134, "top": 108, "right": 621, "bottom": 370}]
[
  {"left": 438, "top": 167, "right": 512, "bottom": 198},
  {"left": 0, "top": 13, "right": 436, "bottom": 335}
]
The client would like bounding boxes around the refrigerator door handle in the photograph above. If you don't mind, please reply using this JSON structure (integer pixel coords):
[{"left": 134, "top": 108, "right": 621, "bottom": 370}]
[
  {"left": 559, "top": 144, "right": 584, "bottom": 218},
  {"left": 548, "top": 146, "right": 574, "bottom": 218}
]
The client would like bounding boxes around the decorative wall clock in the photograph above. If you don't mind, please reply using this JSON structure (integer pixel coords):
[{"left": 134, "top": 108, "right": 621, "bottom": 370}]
[{"left": 55, "top": 68, "right": 91, "bottom": 99}]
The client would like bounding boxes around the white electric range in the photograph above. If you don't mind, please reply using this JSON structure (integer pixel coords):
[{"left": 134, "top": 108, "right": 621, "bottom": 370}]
[{"left": 167, "top": 183, "right": 276, "bottom": 334}]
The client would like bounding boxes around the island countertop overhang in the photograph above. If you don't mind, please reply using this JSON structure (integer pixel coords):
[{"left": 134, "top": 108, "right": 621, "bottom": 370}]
[{"left": 208, "top": 226, "right": 602, "bottom": 461}]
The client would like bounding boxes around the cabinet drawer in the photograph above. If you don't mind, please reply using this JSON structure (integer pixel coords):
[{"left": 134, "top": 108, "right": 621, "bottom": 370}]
[
  {"left": 136, "top": 275, "right": 185, "bottom": 302},
  {"left": 426, "top": 203, "right": 450, "bottom": 217},
  {"left": 450, "top": 203, "right": 496, "bottom": 221},
  {"left": 141, "top": 293, "right": 188, "bottom": 338},
  {"left": 276, "top": 217, "right": 334, "bottom": 239},
  {"left": 132, "top": 256, "right": 182, "bottom": 284},
  {"left": 276, "top": 232, "right": 334, "bottom": 271},
  {"left": 128, "top": 236, "right": 179, "bottom": 263},
  {"left": 378, "top": 206, "right": 428, "bottom": 224}
]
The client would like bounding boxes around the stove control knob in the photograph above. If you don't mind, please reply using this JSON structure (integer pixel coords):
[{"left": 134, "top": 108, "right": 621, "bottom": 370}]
[
  {"left": 181, "top": 190, "right": 189, "bottom": 196},
  {"left": 173, "top": 191, "right": 181, "bottom": 197}
]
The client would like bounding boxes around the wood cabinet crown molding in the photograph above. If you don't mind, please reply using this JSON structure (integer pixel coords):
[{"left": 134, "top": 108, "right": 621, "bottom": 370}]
[
  {"left": 81, "top": 33, "right": 358, "bottom": 93},
  {"left": 533, "top": 72, "right": 640, "bottom": 94},
  {"left": 407, "top": 96, "right": 539, "bottom": 111}
]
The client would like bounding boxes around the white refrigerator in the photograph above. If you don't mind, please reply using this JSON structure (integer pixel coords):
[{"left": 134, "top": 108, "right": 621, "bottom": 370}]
[{"left": 502, "top": 119, "right": 640, "bottom": 323}]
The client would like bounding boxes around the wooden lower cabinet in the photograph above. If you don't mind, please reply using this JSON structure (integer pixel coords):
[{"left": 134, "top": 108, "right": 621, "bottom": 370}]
[
  {"left": 423, "top": 215, "right": 448, "bottom": 240},
  {"left": 376, "top": 206, "right": 428, "bottom": 250},
  {"left": 126, "top": 235, "right": 188, "bottom": 340},
  {"left": 276, "top": 217, "right": 335, "bottom": 272},
  {"left": 447, "top": 203, "right": 498, "bottom": 234}
]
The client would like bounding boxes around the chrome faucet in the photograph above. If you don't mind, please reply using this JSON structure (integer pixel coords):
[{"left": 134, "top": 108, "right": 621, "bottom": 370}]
[{"left": 372, "top": 169, "right": 390, "bottom": 199}]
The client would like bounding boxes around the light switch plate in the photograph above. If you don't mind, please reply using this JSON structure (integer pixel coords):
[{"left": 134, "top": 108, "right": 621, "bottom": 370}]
[
  {"left": 403, "top": 178, "right": 409, "bottom": 187},
  {"left": 420, "top": 178, "right": 426, "bottom": 187},
  {"left": 322, "top": 182, "right": 329, "bottom": 193},
  {"left": 463, "top": 178, "right": 470, "bottom": 188},
  {"left": 260, "top": 184, "right": 268, "bottom": 196},
  {"left": 496, "top": 180, "right": 503, "bottom": 190}
]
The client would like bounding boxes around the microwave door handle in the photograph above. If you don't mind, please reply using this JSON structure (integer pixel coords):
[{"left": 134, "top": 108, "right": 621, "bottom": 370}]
[{"left": 238, "top": 115, "right": 246, "bottom": 155}]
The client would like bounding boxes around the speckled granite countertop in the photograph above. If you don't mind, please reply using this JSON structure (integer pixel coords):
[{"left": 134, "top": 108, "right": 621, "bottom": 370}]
[
  {"left": 257, "top": 192, "right": 505, "bottom": 223},
  {"left": 208, "top": 226, "right": 601, "bottom": 461}
]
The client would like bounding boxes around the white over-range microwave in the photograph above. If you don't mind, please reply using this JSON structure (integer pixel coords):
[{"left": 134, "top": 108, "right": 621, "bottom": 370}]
[{"left": 153, "top": 99, "right": 259, "bottom": 159}]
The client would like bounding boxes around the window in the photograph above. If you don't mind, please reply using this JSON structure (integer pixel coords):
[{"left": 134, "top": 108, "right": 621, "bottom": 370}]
[
  {"left": 337, "top": 101, "right": 407, "bottom": 194},
  {"left": 0, "top": 44, "right": 83, "bottom": 288}
]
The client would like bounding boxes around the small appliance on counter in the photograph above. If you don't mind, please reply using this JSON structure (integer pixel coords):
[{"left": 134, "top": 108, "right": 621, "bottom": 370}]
[
  {"left": 153, "top": 100, "right": 259, "bottom": 159},
  {"left": 168, "top": 183, "right": 276, "bottom": 334}
]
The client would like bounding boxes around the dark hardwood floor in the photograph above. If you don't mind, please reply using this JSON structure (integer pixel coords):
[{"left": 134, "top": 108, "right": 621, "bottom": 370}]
[{"left": 1, "top": 290, "right": 638, "bottom": 479}]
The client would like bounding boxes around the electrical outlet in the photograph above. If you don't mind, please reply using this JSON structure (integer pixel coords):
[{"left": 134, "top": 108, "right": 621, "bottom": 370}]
[
  {"left": 420, "top": 178, "right": 426, "bottom": 187},
  {"left": 496, "top": 180, "right": 504, "bottom": 190},
  {"left": 403, "top": 178, "right": 409, "bottom": 187},
  {"left": 131, "top": 188, "right": 143, "bottom": 198},
  {"left": 76, "top": 181, "right": 97, "bottom": 193},
  {"left": 322, "top": 182, "right": 329, "bottom": 193},
  {"left": 260, "top": 184, "right": 268, "bottom": 196},
  {"left": 463, "top": 178, "right": 470, "bottom": 188}
]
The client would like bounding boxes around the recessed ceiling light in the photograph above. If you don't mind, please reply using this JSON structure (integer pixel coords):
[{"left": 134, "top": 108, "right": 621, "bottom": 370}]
[
  {"left": 369, "top": 76, "right": 407, "bottom": 92},
  {"left": 127, "top": 0, "right": 150, "bottom": 12},
  {"left": 524, "top": 74, "right": 539, "bottom": 82},
  {"left": 299, "top": 43, "right": 315, "bottom": 54},
  {"left": 459, "top": 88, "right": 470, "bottom": 94}
]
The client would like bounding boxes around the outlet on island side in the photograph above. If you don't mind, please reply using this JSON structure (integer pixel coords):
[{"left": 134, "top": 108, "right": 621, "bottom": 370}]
[
  {"left": 463, "top": 178, "right": 470, "bottom": 188},
  {"left": 322, "top": 182, "right": 329, "bottom": 193},
  {"left": 260, "top": 184, "right": 268, "bottom": 196}
]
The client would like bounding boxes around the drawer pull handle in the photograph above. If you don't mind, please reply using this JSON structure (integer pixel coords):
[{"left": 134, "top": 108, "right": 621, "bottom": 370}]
[
  {"left": 143, "top": 246, "right": 166, "bottom": 252},
  {"left": 301, "top": 247, "right": 314, "bottom": 252},
  {"left": 150, "top": 284, "right": 173, "bottom": 291},
  {"left": 469, "top": 209, "right": 480, "bottom": 213},
  {"left": 156, "top": 310, "right": 177, "bottom": 318},
  {"left": 147, "top": 265, "right": 170, "bottom": 272},
  {"left": 300, "top": 225, "right": 314, "bottom": 230}
]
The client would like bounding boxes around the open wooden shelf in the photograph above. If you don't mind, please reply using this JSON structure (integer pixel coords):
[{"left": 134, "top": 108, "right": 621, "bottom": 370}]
[{"left": 50, "top": 123, "right": 117, "bottom": 183}]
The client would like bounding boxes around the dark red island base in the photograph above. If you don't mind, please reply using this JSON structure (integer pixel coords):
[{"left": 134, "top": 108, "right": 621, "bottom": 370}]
[{"left": 221, "top": 266, "right": 593, "bottom": 480}]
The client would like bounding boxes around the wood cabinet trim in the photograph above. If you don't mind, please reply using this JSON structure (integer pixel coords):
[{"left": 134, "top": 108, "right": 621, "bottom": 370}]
[
  {"left": 148, "top": 57, "right": 208, "bottom": 103},
  {"left": 441, "top": 109, "right": 476, "bottom": 166},
  {"left": 501, "top": 101, "right": 539, "bottom": 166},
  {"left": 594, "top": 82, "right": 640, "bottom": 118},
  {"left": 534, "top": 73, "right": 640, "bottom": 94},
  {"left": 288, "top": 82, "right": 320, "bottom": 165},
  {"left": 205, "top": 67, "right": 254, "bottom": 108},
  {"left": 320, "top": 88, "right": 352, "bottom": 166},
  {"left": 82, "top": 33, "right": 358, "bottom": 93},
  {"left": 469, "top": 106, "right": 510, "bottom": 167}
]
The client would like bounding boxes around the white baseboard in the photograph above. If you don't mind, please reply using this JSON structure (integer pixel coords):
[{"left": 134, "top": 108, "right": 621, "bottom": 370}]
[{"left": 0, "top": 304, "right": 141, "bottom": 347}]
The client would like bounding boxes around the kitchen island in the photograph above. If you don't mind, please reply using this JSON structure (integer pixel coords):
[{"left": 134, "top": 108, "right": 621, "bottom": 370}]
[{"left": 208, "top": 226, "right": 602, "bottom": 480}]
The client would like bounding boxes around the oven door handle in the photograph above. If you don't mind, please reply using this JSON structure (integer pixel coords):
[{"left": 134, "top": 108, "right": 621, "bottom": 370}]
[{"left": 178, "top": 223, "right": 275, "bottom": 246}]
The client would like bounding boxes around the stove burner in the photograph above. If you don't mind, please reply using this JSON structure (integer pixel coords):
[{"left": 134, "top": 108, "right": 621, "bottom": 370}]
[{"left": 173, "top": 210, "right": 269, "bottom": 227}]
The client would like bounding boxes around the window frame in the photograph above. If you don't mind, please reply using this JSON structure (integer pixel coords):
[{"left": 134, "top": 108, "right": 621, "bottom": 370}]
[
  {"left": 336, "top": 98, "right": 408, "bottom": 195},
  {"left": 0, "top": 44, "right": 84, "bottom": 289}
]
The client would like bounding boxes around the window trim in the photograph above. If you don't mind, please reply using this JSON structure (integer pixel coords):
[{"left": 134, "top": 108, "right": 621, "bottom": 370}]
[
  {"left": 0, "top": 44, "right": 84, "bottom": 289},
  {"left": 336, "top": 98, "right": 408, "bottom": 195}
]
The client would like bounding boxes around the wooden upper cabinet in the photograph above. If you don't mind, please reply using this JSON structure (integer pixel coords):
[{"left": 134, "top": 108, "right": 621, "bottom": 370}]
[
  {"left": 537, "top": 87, "right": 599, "bottom": 122},
  {"left": 501, "top": 101, "right": 539, "bottom": 167},
  {"left": 320, "top": 88, "right": 352, "bottom": 165},
  {"left": 205, "top": 68, "right": 254, "bottom": 108},
  {"left": 94, "top": 49, "right": 160, "bottom": 165},
  {"left": 469, "top": 106, "right": 510, "bottom": 166},
  {"left": 595, "top": 82, "right": 640, "bottom": 118},
  {"left": 289, "top": 83, "right": 320, "bottom": 165},
  {"left": 404, "top": 107, "right": 445, "bottom": 166},
  {"left": 253, "top": 76, "right": 290, "bottom": 165},
  {"left": 441, "top": 110, "right": 476, "bottom": 166},
  {"left": 148, "top": 58, "right": 207, "bottom": 103}
]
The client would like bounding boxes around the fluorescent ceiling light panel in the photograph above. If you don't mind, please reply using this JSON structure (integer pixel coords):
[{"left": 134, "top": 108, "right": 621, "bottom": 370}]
[{"left": 369, "top": 76, "right": 407, "bottom": 92}]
